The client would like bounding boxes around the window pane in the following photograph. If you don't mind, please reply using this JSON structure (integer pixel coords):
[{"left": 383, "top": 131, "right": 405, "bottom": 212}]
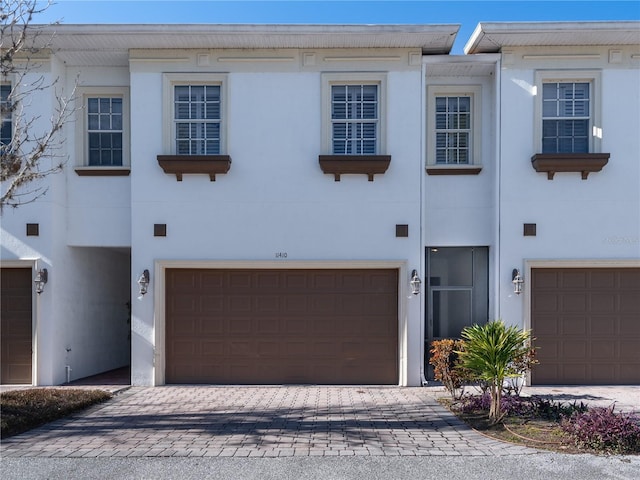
[
  {"left": 88, "top": 98, "right": 99, "bottom": 113},
  {"left": 88, "top": 132, "right": 99, "bottom": 148},
  {"left": 99, "top": 114, "right": 111, "bottom": 130},
  {"left": 542, "top": 83, "right": 557, "bottom": 100},
  {"left": 432, "top": 290, "right": 472, "bottom": 338},
  {"left": 428, "top": 247, "right": 473, "bottom": 286},
  {"left": 88, "top": 114, "right": 99, "bottom": 130},
  {"left": 99, "top": 98, "right": 110, "bottom": 112},
  {"left": 542, "top": 99, "right": 557, "bottom": 117},
  {"left": 111, "top": 113, "right": 122, "bottom": 130},
  {"left": 111, "top": 98, "right": 122, "bottom": 113},
  {"left": 112, "top": 132, "right": 122, "bottom": 149},
  {"left": 112, "top": 149, "right": 123, "bottom": 166},
  {"left": 88, "top": 150, "right": 100, "bottom": 165}
]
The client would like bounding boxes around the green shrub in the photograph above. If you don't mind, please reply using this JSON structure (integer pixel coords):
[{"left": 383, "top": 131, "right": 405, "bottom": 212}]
[{"left": 458, "top": 320, "right": 532, "bottom": 423}]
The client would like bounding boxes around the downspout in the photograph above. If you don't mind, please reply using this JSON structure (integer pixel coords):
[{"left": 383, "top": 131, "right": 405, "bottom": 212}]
[
  {"left": 495, "top": 55, "right": 503, "bottom": 320},
  {"left": 419, "top": 59, "right": 428, "bottom": 386}
]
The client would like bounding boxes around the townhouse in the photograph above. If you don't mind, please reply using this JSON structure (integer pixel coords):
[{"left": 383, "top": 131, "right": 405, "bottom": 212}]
[{"left": 1, "top": 22, "right": 638, "bottom": 387}]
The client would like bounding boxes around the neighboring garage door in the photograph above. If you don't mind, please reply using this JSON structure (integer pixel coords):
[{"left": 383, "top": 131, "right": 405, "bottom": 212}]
[
  {"left": 1, "top": 268, "right": 33, "bottom": 384},
  {"left": 531, "top": 268, "right": 640, "bottom": 385},
  {"left": 165, "top": 268, "right": 398, "bottom": 384}
]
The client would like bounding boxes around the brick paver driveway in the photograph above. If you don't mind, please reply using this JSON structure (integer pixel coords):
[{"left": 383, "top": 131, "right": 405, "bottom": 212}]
[{"left": 0, "top": 386, "right": 536, "bottom": 458}]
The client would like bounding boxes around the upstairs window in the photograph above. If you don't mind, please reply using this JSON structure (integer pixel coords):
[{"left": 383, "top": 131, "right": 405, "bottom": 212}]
[
  {"left": 542, "top": 82, "right": 590, "bottom": 154},
  {"left": 321, "top": 73, "right": 386, "bottom": 157},
  {"left": 435, "top": 96, "right": 471, "bottom": 164},
  {"left": 1, "top": 84, "right": 11, "bottom": 147},
  {"left": 426, "top": 85, "right": 481, "bottom": 173},
  {"left": 87, "top": 97, "right": 123, "bottom": 166},
  {"left": 174, "top": 85, "right": 221, "bottom": 155},
  {"left": 163, "top": 74, "right": 226, "bottom": 156},
  {"left": 75, "top": 87, "right": 129, "bottom": 175},
  {"left": 331, "top": 84, "right": 378, "bottom": 155}
]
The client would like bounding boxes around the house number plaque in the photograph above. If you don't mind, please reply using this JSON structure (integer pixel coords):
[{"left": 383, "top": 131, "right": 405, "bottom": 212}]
[{"left": 275, "top": 252, "right": 288, "bottom": 259}]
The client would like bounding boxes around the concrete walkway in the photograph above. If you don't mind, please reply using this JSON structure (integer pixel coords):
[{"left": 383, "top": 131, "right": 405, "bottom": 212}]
[{"left": 0, "top": 386, "right": 536, "bottom": 458}]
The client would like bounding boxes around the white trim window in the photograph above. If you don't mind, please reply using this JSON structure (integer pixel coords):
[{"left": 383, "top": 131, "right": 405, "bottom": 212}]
[
  {"left": 535, "top": 71, "right": 601, "bottom": 154},
  {"left": 1, "top": 83, "right": 11, "bottom": 148},
  {"left": 331, "top": 84, "right": 378, "bottom": 155},
  {"left": 87, "top": 97, "right": 124, "bottom": 166},
  {"left": 427, "top": 85, "right": 481, "bottom": 167},
  {"left": 541, "top": 82, "right": 590, "bottom": 153},
  {"left": 174, "top": 85, "right": 221, "bottom": 155},
  {"left": 435, "top": 96, "right": 471, "bottom": 164},
  {"left": 75, "top": 87, "right": 130, "bottom": 168},
  {"left": 163, "top": 74, "right": 227, "bottom": 155},
  {"left": 322, "top": 73, "right": 386, "bottom": 155}
]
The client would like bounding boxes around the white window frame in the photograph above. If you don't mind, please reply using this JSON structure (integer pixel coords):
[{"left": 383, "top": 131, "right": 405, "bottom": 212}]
[
  {"left": 321, "top": 72, "right": 387, "bottom": 155},
  {"left": 534, "top": 70, "right": 602, "bottom": 154},
  {"left": 75, "top": 86, "right": 130, "bottom": 169},
  {"left": 426, "top": 85, "right": 481, "bottom": 167},
  {"left": 163, "top": 73, "right": 228, "bottom": 155}
]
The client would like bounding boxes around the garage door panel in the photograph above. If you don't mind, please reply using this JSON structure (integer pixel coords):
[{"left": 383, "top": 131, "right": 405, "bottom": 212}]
[
  {"left": 562, "top": 341, "right": 587, "bottom": 359},
  {"left": 561, "top": 295, "right": 587, "bottom": 312},
  {"left": 591, "top": 317, "right": 617, "bottom": 335},
  {"left": 202, "top": 341, "right": 225, "bottom": 356},
  {"left": 202, "top": 317, "right": 224, "bottom": 334},
  {"left": 561, "top": 317, "right": 588, "bottom": 335},
  {"left": 620, "top": 295, "right": 640, "bottom": 313},
  {"left": 591, "top": 365, "right": 616, "bottom": 383},
  {"left": 166, "top": 268, "right": 398, "bottom": 384},
  {"left": 590, "top": 271, "right": 616, "bottom": 288},
  {"left": 561, "top": 271, "right": 587, "bottom": 289},
  {"left": 202, "top": 296, "right": 224, "bottom": 313},
  {"left": 620, "top": 340, "right": 640, "bottom": 357},
  {"left": 591, "top": 340, "right": 615, "bottom": 358},
  {"left": 591, "top": 294, "right": 616, "bottom": 312},
  {"left": 533, "top": 316, "right": 559, "bottom": 335},
  {"left": 533, "top": 294, "right": 558, "bottom": 313},
  {"left": 533, "top": 271, "right": 559, "bottom": 289},
  {"left": 620, "top": 270, "right": 640, "bottom": 284},
  {"left": 532, "top": 267, "right": 640, "bottom": 385}
]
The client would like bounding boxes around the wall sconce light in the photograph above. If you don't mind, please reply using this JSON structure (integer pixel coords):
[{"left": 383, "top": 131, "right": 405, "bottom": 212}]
[
  {"left": 137, "top": 269, "right": 150, "bottom": 296},
  {"left": 512, "top": 268, "right": 524, "bottom": 295},
  {"left": 34, "top": 268, "right": 48, "bottom": 294},
  {"left": 410, "top": 269, "right": 422, "bottom": 295}
]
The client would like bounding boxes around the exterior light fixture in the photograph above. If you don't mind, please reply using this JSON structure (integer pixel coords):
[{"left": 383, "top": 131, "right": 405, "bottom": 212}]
[
  {"left": 410, "top": 269, "right": 422, "bottom": 295},
  {"left": 512, "top": 269, "right": 524, "bottom": 295},
  {"left": 137, "top": 269, "right": 150, "bottom": 296},
  {"left": 34, "top": 268, "right": 48, "bottom": 294}
]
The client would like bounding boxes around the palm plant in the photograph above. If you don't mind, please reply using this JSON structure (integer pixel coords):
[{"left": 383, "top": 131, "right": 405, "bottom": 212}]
[{"left": 458, "top": 320, "right": 532, "bottom": 423}]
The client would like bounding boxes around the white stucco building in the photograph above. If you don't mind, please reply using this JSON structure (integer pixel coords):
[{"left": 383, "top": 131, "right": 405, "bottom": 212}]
[{"left": 1, "top": 22, "right": 639, "bottom": 387}]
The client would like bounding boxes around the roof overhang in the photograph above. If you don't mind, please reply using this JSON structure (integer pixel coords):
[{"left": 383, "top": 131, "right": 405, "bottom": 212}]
[
  {"left": 22, "top": 23, "right": 459, "bottom": 57},
  {"left": 465, "top": 21, "right": 640, "bottom": 54}
]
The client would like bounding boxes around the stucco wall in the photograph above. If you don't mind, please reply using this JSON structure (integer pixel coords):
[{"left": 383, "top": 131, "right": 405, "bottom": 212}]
[
  {"left": 128, "top": 54, "right": 424, "bottom": 385},
  {"left": 497, "top": 47, "right": 640, "bottom": 327}
]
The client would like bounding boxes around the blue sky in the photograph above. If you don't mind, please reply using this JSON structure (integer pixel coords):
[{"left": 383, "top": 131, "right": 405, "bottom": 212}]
[{"left": 36, "top": 1, "right": 640, "bottom": 53}]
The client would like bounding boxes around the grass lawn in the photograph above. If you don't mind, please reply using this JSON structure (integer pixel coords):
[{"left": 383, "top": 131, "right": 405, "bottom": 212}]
[{"left": 1, "top": 388, "right": 112, "bottom": 439}]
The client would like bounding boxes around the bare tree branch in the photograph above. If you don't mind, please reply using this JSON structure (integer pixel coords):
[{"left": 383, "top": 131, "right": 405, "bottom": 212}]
[{"left": 1, "top": 0, "right": 75, "bottom": 211}]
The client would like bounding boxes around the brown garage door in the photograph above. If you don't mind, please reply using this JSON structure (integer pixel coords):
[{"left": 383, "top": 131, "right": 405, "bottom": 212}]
[
  {"left": 531, "top": 268, "right": 640, "bottom": 385},
  {"left": 166, "top": 268, "right": 398, "bottom": 384},
  {"left": 1, "top": 268, "right": 33, "bottom": 384}
]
